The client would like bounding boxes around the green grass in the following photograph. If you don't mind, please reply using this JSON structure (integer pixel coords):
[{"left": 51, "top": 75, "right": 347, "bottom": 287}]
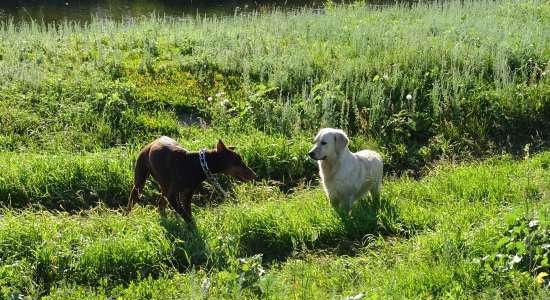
[
  {"left": 1, "top": 0, "right": 549, "bottom": 298},
  {"left": 0, "top": 128, "right": 321, "bottom": 209},
  {"left": 1, "top": 152, "right": 549, "bottom": 298},
  {"left": 0, "top": 0, "right": 548, "bottom": 172}
]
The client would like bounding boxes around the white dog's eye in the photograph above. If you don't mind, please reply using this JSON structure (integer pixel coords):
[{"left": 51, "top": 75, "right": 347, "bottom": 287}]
[{"left": 321, "top": 141, "right": 327, "bottom": 145}]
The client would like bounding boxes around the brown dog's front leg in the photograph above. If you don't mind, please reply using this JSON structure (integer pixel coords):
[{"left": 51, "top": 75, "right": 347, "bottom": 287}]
[
  {"left": 169, "top": 189, "right": 194, "bottom": 224},
  {"left": 182, "top": 191, "right": 193, "bottom": 223},
  {"left": 180, "top": 190, "right": 194, "bottom": 224}
]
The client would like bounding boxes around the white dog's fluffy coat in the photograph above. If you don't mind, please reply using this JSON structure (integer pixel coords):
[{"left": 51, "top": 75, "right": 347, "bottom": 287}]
[{"left": 309, "top": 128, "right": 383, "bottom": 212}]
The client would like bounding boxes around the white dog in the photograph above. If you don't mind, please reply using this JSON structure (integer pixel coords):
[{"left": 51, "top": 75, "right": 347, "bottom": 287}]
[{"left": 308, "top": 128, "right": 383, "bottom": 213}]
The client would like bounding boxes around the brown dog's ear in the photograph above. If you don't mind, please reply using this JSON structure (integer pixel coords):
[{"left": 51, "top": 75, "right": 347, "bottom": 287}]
[
  {"left": 216, "top": 139, "right": 227, "bottom": 152},
  {"left": 334, "top": 131, "right": 349, "bottom": 152}
]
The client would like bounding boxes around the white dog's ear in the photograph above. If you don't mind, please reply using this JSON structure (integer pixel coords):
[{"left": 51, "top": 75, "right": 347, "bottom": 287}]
[
  {"left": 314, "top": 129, "right": 324, "bottom": 142},
  {"left": 334, "top": 131, "right": 349, "bottom": 152}
]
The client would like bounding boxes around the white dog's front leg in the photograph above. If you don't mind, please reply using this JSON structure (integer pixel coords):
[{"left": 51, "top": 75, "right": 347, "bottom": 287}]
[
  {"left": 341, "top": 196, "right": 355, "bottom": 215},
  {"left": 370, "top": 183, "right": 381, "bottom": 203},
  {"left": 329, "top": 195, "right": 340, "bottom": 210}
]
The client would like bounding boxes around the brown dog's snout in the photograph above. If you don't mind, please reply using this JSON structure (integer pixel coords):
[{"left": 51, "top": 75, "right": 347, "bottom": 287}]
[
  {"left": 239, "top": 168, "right": 257, "bottom": 182},
  {"left": 228, "top": 165, "right": 257, "bottom": 182},
  {"left": 247, "top": 169, "right": 258, "bottom": 181}
]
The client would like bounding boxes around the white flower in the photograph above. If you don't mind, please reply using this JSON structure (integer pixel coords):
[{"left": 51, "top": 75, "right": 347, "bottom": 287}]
[
  {"left": 207, "top": 96, "right": 213, "bottom": 102},
  {"left": 511, "top": 255, "right": 522, "bottom": 264},
  {"left": 201, "top": 278, "right": 211, "bottom": 294},
  {"left": 220, "top": 99, "right": 230, "bottom": 107},
  {"left": 406, "top": 94, "right": 412, "bottom": 100},
  {"left": 529, "top": 219, "right": 539, "bottom": 228},
  {"left": 345, "top": 293, "right": 365, "bottom": 300}
]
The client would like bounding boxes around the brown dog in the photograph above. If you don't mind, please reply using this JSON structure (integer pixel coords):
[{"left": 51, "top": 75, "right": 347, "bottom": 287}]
[{"left": 126, "top": 136, "right": 256, "bottom": 223}]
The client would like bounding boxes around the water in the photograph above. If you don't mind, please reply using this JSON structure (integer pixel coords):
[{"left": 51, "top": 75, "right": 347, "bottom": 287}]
[{"left": 0, "top": 0, "right": 326, "bottom": 23}]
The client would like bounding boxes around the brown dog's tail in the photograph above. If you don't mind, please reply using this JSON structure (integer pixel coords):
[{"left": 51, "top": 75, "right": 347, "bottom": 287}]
[{"left": 125, "top": 149, "right": 150, "bottom": 215}]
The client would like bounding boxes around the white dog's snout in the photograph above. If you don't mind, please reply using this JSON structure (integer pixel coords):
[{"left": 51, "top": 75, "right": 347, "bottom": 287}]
[{"left": 308, "top": 146, "right": 318, "bottom": 159}]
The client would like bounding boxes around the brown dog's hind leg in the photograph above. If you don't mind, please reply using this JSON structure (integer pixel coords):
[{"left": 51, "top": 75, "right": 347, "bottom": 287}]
[
  {"left": 125, "top": 186, "right": 140, "bottom": 215},
  {"left": 126, "top": 150, "right": 151, "bottom": 215},
  {"left": 157, "top": 196, "right": 168, "bottom": 217}
]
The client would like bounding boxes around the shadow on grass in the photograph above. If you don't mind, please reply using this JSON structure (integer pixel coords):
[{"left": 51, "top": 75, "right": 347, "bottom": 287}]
[
  {"left": 339, "top": 196, "right": 399, "bottom": 239},
  {"left": 156, "top": 196, "right": 400, "bottom": 268},
  {"left": 315, "top": 196, "right": 400, "bottom": 256},
  {"left": 240, "top": 196, "right": 400, "bottom": 263},
  {"left": 158, "top": 215, "right": 210, "bottom": 270}
]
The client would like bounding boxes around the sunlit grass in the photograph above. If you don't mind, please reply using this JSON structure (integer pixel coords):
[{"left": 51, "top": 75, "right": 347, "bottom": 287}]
[
  {"left": 1, "top": 151, "right": 549, "bottom": 298},
  {"left": 0, "top": 0, "right": 548, "bottom": 172},
  {"left": 0, "top": 0, "right": 549, "bottom": 298}
]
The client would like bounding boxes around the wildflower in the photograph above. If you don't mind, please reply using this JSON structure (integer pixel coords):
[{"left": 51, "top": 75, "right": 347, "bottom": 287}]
[
  {"left": 201, "top": 278, "right": 211, "bottom": 293},
  {"left": 510, "top": 255, "right": 522, "bottom": 264},
  {"left": 406, "top": 94, "right": 412, "bottom": 100},
  {"left": 220, "top": 99, "right": 230, "bottom": 107},
  {"left": 207, "top": 96, "right": 213, "bottom": 102},
  {"left": 528, "top": 219, "right": 539, "bottom": 228},
  {"left": 536, "top": 272, "right": 548, "bottom": 284},
  {"left": 345, "top": 293, "right": 365, "bottom": 300}
]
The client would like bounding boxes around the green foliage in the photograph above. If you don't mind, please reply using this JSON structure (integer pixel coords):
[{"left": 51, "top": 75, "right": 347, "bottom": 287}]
[
  {"left": 0, "top": 0, "right": 548, "bottom": 172},
  {"left": 0, "top": 1, "right": 549, "bottom": 298},
  {"left": 0, "top": 151, "right": 134, "bottom": 209},
  {"left": 0, "top": 129, "right": 316, "bottom": 209},
  {"left": 0, "top": 152, "right": 549, "bottom": 298},
  {"left": 479, "top": 215, "right": 550, "bottom": 293},
  {"left": 0, "top": 208, "right": 173, "bottom": 297}
]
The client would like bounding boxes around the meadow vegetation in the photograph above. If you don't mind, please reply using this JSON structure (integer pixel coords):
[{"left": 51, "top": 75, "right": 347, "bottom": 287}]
[
  {"left": 1, "top": 152, "right": 550, "bottom": 298},
  {"left": 0, "top": 0, "right": 548, "bottom": 172},
  {"left": 0, "top": 0, "right": 549, "bottom": 298}
]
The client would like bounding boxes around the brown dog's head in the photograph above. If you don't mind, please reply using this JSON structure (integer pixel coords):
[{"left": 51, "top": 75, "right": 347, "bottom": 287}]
[{"left": 215, "top": 139, "right": 257, "bottom": 182}]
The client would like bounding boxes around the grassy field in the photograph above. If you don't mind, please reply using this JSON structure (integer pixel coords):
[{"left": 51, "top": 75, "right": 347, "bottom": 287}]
[
  {"left": 2, "top": 152, "right": 550, "bottom": 298},
  {"left": 1, "top": 0, "right": 549, "bottom": 298},
  {"left": 0, "top": 0, "right": 548, "bottom": 172}
]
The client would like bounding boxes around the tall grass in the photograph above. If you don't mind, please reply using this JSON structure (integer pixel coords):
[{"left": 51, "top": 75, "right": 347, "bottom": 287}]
[
  {"left": 1, "top": 151, "right": 549, "bottom": 298},
  {"left": 0, "top": 0, "right": 548, "bottom": 172},
  {"left": 0, "top": 128, "right": 320, "bottom": 209},
  {"left": 0, "top": 1, "right": 549, "bottom": 298}
]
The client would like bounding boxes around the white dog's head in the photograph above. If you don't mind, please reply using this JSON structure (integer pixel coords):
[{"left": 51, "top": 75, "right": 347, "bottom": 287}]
[{"left": 308, "top": 128, "right": 349, "bottom": 161}]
